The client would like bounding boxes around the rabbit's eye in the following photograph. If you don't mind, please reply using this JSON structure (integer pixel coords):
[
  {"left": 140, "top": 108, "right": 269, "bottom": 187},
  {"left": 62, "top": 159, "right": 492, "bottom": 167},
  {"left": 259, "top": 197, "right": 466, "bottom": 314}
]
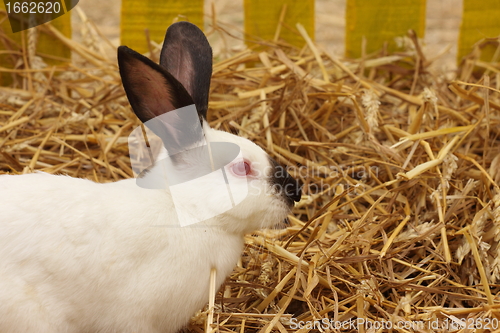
[{"left": 231, "top": 161, "right": 251, "bottom": 176}]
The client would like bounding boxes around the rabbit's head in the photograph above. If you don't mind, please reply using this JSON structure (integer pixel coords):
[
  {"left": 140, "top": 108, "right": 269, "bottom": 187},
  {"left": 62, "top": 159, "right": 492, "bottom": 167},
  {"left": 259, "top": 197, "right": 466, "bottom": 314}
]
[{"left": 118, "top": 22, "right": 301, "bottom": 234}]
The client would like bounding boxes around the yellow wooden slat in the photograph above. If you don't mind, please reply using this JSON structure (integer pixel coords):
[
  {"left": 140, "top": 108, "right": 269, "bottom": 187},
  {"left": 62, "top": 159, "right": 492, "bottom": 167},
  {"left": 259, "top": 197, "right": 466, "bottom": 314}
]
[
  {"left": 38, "top": 13, "right": 72, "bottom": 64},
  {"left": 0, "top": 3, "right": 71, "bottom": 85},
  {"left": 345, "top": 0, "right": 426, "bottom": 59},
  {"left": 458, "top": 0, "right": 500, "bottom": 62},
  {"left": 244, "top": 0, "right": 314, "bottom": 48},
  {"left": 120, "top": 0, "right": 204, "bottom": 54}
]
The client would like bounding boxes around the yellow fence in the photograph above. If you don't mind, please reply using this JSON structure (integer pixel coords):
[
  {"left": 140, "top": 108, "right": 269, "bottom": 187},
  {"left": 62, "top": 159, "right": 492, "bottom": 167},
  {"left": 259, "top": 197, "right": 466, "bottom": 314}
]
[{"left": 0, "top": 0, "right": 499, "bottom": 67}]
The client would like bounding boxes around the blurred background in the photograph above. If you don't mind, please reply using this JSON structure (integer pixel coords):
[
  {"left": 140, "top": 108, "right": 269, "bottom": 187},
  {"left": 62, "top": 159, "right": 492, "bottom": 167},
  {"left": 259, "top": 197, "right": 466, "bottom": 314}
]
[{"left": 72, "top": 0, "right": 463, "bottom": 71}]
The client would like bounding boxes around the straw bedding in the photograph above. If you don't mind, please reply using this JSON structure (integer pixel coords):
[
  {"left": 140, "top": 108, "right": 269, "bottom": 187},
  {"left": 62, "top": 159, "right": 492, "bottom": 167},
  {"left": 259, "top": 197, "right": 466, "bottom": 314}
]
[{"left": 1, "top": 15, "right": 500, "bottom": 333}]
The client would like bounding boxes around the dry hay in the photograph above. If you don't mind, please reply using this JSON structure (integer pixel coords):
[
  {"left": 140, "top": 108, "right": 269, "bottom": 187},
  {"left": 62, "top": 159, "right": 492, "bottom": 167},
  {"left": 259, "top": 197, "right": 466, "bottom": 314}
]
[{"left": 1, "top": 13, "right": 500, "bottom": 333}]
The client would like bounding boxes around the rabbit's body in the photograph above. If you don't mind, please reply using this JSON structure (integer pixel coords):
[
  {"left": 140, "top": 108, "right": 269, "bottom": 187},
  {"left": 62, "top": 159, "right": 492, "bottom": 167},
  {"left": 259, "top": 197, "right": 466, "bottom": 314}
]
[
  {"left": 0, "top": 172, "right": 243, "bottom": 333},
  {"left": 0, "top": 22, "right": 301, "bottom": 332}
]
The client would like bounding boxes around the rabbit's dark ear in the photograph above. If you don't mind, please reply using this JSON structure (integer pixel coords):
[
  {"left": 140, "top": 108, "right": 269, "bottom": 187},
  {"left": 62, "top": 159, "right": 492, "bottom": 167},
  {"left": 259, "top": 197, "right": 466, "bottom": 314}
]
[
  {"left": 160, "top": 21, "right": 212, "bottom": 121},
  {"left": 118, "top": 46, "right": 194, "bottom": 123},
  {"left": 118, "top": 46, "right": 204, "bottom": 155}
]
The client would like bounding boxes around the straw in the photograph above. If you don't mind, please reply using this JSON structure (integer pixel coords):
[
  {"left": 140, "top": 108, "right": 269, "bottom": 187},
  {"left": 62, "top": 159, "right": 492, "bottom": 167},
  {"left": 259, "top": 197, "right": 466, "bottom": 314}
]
[{"left": 1, "top": 15, "right": 500, "bottom": 332}]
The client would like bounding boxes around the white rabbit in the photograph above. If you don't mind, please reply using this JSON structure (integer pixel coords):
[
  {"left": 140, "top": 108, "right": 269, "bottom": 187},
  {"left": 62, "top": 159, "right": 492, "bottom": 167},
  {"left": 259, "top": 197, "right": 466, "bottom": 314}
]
[{"left": 0, "top": 22, "right": 300, "bottom": 333}]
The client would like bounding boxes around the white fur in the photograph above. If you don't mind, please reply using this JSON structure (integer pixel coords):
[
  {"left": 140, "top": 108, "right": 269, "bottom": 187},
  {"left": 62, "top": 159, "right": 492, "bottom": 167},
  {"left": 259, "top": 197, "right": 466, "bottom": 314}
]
[
  {"left": 0, "top": 124, "right": 291, "bottom": 333},
  {"left": 0, "top": 22, "right": 296, "bottom": 332}
]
